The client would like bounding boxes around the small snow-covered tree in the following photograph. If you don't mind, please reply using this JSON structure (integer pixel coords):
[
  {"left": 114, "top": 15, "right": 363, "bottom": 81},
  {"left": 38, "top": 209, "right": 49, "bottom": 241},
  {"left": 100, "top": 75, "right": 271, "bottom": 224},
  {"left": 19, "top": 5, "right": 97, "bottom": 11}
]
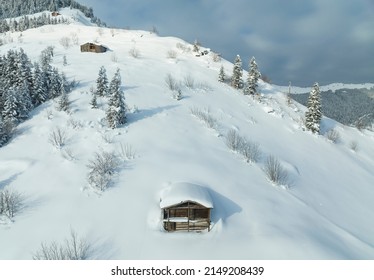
[
  {"left": 2, "top": 88, "right": 22, "bottom": 125},
  {"left": 90, "top": 87, "right": 98, "bottom": 109},
  {"left": 244, "top": 57, "right": 261, "bottom": 96},
  {"left": 56, "top": 84, "right": 69, "bottom": 112},
  {"left": 193, "top": 39, "right": 200, "bottom": 53},
  {"left": 96, "top": 66, "right": 108, "bottom": 97},
  {"left": 305, "top": 82, "right": 322, "bottom": 134},
  {"left": 31, "top": 62, "right": 47, "bottom": 106},
  {"left": 231, "top": 55, "right": 243, "bottom": 89},
  {"left": 218, "top": 65, "right": 225, "bottom": 82},
  {"left": 106, "top": 69, "right": 127, "bottom": 129}
]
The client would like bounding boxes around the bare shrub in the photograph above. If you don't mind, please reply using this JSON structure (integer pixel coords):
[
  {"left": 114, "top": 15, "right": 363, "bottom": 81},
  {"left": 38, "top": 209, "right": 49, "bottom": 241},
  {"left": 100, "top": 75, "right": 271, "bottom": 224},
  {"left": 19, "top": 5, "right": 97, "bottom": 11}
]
[
  {"left": 111, "top": 52, "right": 118, "bottom": 63},
  {"left": 59, "top": 36, "right": 71, "bottom": 49},
  {"left": 101, "top": 132, "right": 115, "bottom": 144},
  {"left": 49, "top": 127, "right": 68, "bottom": 149},
  {"left": 349, "top": 141, "right": 359, "bottom": 152},
  {"left": 264, "top": 155, "right": 289, "bottom": 186},
  {"left": 172, "top": 89, "right": 182, "bottom": 100},
  {"left": 176, "top": 42, "right": 191, "bottom": 53},
  {"left": 225, "top": 129, "right": 261, "bottom": 162},
  {"left": 190, "top": 107, "right": 218, "bottom": 129},
  {"left": 87, "top": 151, "right": 120, "bottom": 192},
  {"left": 167, "top": 49, "right": 177, "bottom": 59},
  {"left": 212, "top": 52, "right": 221, "bottom": 62},
  {"left": 67, "top": 118, "right": 83, "bottom": 130},
  {"left": 241, "top": 140, "right": 262, "bottom": 163},
  {"left": 325, "top": 129, "right": 341, "bottom": 143},
  {"left": 118, "top": 143, "right": 136, "bottom": 160},
  {"left": 184, "top": 75, "right": 195, "bottom": 89},
  {"left": 70, "top": 32, "right": 79, "bottom": 45},
  {"left": 165, "top": 74, "right": 180, "bottom": 91},
  {"left": 33, "top": 229, "right": 91, "bottom": 260},
  {"left": 225, "top": 129, "right": 245, "bottom": 151},
  {"left": 0, "top": 189, "right": 24, "bottom": 219},
  {"left": 129, "top": 47, "right": 140, "bottom": 58}
]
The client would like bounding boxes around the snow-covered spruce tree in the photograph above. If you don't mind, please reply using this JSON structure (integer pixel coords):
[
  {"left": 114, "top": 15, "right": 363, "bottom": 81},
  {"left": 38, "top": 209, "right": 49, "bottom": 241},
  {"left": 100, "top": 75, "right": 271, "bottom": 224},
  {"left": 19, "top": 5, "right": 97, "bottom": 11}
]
[
  {"left": 2, "top": 88, "right": 21, "bottom": 126},
  {"left": 218, "top": 65, "right": 225, "bottom": 82},
  {"left": 56, "top": 83, "right": 69, "bottom": 112},
  {"left": 0, "top": 118, "right": 9, "bottom": 147},
  {"left": 244, "top": 57, "right": 261, "bottom": 96},
  {"left": 96, "top": 66, "right": 109, "bottom": 97},
  {"left": 305, "top": 83, "right": 322, "bottom": 134},
  {"left": 193, "top": 39, "right": 200, "bottom": 53},
  {"left": 90, "top": 87, "right": 98, "bottom": 109},
  {"left": 31, "top": 62, "right": 47, "bottom": 106},
  {"left": 106, "top": 69, "right": 127, "bottom": 129},
  {"left": 231, "top": 55, "right": 243, "bottom": 89}
]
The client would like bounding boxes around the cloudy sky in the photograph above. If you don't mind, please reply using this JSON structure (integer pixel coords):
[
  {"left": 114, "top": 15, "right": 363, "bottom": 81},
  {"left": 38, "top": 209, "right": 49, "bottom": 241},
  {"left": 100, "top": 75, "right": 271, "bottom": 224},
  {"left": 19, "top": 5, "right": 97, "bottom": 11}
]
[{"left": 78, "top": 0, "right": 374, "bottom": 86}]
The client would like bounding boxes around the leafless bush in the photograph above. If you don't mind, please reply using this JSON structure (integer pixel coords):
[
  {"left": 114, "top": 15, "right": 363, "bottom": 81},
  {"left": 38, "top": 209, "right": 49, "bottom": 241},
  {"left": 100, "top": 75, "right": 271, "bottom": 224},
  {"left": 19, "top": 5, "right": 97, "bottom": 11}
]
[
  {"left": 0, "top": 189, "right": 24, "bottom": 219},
  {"left": 349, "top": 141, "right": 359, "bottom": 152},
  {"left": 129, "top": 47, "right": 140, "bottom": 58},
  {"left": 212, "top": 52, "right": 221, "bottom": 62},
  {"left": 190, "top": 107, "right": 218, "bottom": 129},
  {"left": 165, "top": 74, "right": 180, "bottom": 91},
  {"left": 118, "top": 143, "right": 136, "bottom": 160},
  {"left": 70, "top": 32, "right": 79, "bottom": 45},
  {"left": 33, "top": 229, "right": 91, "bottom": 260},
  {"left": 167, "top": 50, "right": 177, "bottom": 59},
  {"left": 67, "top": 118, "right": 83, "bottom": 130},
  {"left": 264, "top": 155, "right": 289, "bottom": 186},
  {"left": 176, "top": 42, "right": 191, "bottom": 53},
  {"left": 325, "top": 129, "right": 341, "bottom": 143},
  {"left": 111, "top": 52, "right": 118, "bottom": 63},
  {"left": 184, "top": 75, "right": 195, "bottom": 89},
  {"left": 225, "top": 129, "right": 261, "bottom": 162},
  {"left": 59, "top": 36, "right": 71, "bottom": 49},
  {"left": 97, "top": 28, "right": 104, "bottom": 36},
  {"left": 225, "top": 129, "right": 245, "bottom": 151},
  {"left": 240, "top": 140, "right": 262, "bottom": 163},
  {"left": 87, "top": 151, "right": 120, "bottom": 192},
  {"left": 172, "top": 89, "right": 183, "bottom": 100},
  {"left": 61, "top": 148, "right": 75, "bottom": 161},
  {"left": 49, "top": 127, "right": 68, "bottom": 149},
  {"left": 45, "top": 110, "right": 54, "bottom": 120},
  {"left": 101, "top": 132, "right": 115, "bottom": 144}
]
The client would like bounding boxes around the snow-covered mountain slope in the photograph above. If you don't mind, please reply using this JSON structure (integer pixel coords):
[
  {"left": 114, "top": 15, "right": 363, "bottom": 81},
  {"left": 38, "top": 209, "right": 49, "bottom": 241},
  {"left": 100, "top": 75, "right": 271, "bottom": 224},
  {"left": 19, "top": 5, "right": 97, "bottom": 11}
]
[{"left": 1, "top": 10, "right": 374, "bottom": 260}]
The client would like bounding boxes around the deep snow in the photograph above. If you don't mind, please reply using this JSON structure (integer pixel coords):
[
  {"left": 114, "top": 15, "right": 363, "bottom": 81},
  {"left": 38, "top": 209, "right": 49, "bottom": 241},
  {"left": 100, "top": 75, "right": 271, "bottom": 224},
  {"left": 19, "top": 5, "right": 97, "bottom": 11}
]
[{"left": 0, "top": 9, "right": 373, "bottom": 260}]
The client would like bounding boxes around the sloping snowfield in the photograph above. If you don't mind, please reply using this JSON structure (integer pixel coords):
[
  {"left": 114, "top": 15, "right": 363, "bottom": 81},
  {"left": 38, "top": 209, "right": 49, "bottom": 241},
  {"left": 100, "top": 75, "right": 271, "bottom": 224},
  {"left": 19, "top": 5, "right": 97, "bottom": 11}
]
[{"left": 1, "top": 9, "right": 373, "bottom": 259}]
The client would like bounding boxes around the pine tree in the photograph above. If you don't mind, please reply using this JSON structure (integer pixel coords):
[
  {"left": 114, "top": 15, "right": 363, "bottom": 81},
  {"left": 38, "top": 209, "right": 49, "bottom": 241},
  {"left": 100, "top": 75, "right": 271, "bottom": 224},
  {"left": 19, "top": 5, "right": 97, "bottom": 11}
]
[
  {"left": 57, "top": 83, "right": 69, "bottom": 112},
  {"left": 2, "top": 89, "right": 20, "bottom": 126},
  {"left": 96, "top": 66, "right": 108, "bottom": 97},
  {"left": 31, "top": 63, "right": 47, "bottom": 106},
  {"left": 231, "top": 55, "right": 243, "bottom": 89},
  {"left": 90, "top": 87, "right": 98, "bottom": 109},
  {"left": 0, "top": 118, "right": 8, "bottom": 147},
  {"left": 305, "top": 83, "right": 322, "bottom": 134},
  {"left": 106, "top": 69, "right": 127, "bottom": 129},
  {"left": 218, "top": 65, "right": 225, "bottom": 82},
  {"left": 244, "top": 57, "right": 261, "bottom": 96}
]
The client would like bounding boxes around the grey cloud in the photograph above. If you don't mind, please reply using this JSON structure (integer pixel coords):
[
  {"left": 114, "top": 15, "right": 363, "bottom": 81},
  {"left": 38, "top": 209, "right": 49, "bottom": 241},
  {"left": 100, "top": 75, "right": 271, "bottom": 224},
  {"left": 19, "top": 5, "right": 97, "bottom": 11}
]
[{"left": 77, "top": 0, "right": 374, "bottom": 86}]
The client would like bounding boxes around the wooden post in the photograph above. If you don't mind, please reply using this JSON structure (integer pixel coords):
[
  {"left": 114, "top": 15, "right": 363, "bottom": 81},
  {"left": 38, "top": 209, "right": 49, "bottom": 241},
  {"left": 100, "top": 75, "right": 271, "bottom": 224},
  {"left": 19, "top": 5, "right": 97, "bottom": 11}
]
[{"left": 187, "top": 202, "right": 190, "bottom": 232}]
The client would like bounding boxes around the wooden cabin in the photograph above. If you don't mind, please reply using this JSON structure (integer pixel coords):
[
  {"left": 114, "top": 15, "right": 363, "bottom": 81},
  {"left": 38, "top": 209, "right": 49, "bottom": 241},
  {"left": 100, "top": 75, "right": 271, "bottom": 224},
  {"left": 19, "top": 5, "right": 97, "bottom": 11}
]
[
  {"left": 80, "top": 42, "right": 107, "bottom": 53},
  {"left": 160, "top": 182, "right": 213, "bottom": 232},
  {"left": 51, "top": 12, "right": 61, "bottom": 17}
]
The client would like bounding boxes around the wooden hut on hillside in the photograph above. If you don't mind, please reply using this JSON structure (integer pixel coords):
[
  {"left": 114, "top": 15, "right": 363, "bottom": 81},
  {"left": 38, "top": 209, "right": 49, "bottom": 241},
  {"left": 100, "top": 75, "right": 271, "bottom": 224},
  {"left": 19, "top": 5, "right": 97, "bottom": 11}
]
[
  {"left": 80, "top": 42, "right": 107, "bottom": 53},
  {"left": 51, "top": 11, "right": 61, "bottom": 17},
  {"left": 160, "top": 182, "right": 213, "bottom": 232}
]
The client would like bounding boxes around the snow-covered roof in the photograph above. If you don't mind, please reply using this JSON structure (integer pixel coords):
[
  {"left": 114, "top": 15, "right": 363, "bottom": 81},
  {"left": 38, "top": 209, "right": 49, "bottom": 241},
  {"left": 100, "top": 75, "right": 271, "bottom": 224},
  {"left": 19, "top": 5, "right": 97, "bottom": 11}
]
[{"left": 160, "top": 182, "right": 214, "bottom": 209}]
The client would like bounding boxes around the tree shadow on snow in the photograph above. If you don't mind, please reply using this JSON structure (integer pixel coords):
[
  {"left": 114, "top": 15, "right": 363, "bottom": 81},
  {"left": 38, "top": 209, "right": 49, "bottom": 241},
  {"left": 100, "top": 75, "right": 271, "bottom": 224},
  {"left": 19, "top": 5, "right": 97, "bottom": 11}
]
[{"left": 128, "top": 104, "right": 179, "bottom": 124}]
